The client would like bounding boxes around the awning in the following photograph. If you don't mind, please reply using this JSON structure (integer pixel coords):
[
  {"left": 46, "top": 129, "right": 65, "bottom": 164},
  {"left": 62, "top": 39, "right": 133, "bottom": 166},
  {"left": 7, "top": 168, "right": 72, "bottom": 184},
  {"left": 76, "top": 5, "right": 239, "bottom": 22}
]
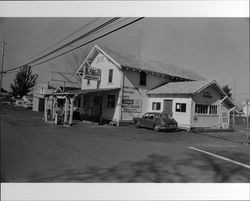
[{"left": 47, "top": 87, "right": 120, "bottom": 97}]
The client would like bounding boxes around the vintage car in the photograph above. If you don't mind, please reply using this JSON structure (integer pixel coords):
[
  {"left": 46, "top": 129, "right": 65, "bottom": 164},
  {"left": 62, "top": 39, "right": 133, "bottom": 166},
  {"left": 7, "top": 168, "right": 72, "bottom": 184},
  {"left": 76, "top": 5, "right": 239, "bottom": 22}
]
[{"left": 133, "top": 112, "right": 178, "bottom": 132}]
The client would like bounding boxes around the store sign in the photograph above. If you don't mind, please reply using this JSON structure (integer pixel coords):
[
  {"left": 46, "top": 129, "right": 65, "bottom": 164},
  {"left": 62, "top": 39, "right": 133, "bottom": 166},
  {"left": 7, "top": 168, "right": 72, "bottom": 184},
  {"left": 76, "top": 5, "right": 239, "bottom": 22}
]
[
  {"left": 203, "top": 91, "right": 212, "bottom": 98},
  {"left": 83, "top": 66, "right": 101, "bottom": 81},
  {"left": 122, "top": 99, "right": 142, "bottom": 113}
]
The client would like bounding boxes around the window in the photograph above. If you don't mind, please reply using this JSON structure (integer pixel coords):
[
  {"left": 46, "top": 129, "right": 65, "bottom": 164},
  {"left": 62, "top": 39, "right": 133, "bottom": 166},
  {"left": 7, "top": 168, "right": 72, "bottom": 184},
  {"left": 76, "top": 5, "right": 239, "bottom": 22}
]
[
  {"left": 152, "top": 102, "right": 161, "bottom": 110},
  {"left": 139, "top": 71, "right": 147, "bottom": 86},
  {"left": 176, "top": 103, "right": 186, "bottom": 112},
  {"left": 195, "top": 104, "right": 218, "bottom": 115},
  {"left": 108, "top": 69, "right": 113, "bottom": 83},
  {"left": 107, "top": 95, "right": 115, "bottom": 108},
  {"left": 83, "top": 95, "right": 90, "bottom": 106},
  {"left": 87, "top": 79, "right": 90, "bottom": 85},
  {"left": 209, "top": 105, "right": 218, "bottom": 115}
]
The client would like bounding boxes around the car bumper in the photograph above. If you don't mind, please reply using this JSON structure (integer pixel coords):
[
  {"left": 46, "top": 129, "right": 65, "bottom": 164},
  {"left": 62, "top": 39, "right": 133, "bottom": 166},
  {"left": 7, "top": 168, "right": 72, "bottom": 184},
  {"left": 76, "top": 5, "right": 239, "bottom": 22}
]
[{"left": 159, "top": 125, "right": 178, "bottom": 130}]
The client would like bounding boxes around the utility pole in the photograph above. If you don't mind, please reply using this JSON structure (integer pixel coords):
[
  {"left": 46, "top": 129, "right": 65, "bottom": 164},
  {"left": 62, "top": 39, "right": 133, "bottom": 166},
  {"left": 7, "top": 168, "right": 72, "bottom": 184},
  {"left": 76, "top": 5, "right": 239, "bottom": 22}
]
[
  {"left": 233, "top": 81, "right": 236, "bottom": 125},
  {"left": 0, "top": 40, "right": 6, "bottom": 107}
]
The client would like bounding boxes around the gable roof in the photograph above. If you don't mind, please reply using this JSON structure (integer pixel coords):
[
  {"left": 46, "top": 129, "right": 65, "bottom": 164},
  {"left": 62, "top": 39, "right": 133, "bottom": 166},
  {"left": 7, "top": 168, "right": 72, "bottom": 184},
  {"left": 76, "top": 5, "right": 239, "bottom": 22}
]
[
  {"left": 147, "top": 80, "right": 235, "bottom": 108},
  {"left": 147, "top": 80, "right": 212, "bottom": 95},
  {"left": 76, "top": 44, "right": 205, "bottom": 81},
  {"left": 99, "top": 46, "right": 205, "bottom": 81}
]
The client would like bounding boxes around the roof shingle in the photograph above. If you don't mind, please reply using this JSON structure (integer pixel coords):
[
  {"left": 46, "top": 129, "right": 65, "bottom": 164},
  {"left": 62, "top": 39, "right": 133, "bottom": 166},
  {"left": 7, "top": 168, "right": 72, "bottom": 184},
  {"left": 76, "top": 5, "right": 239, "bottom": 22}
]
[{"left": 100, "top": 46, "right": 205, "bottom": 81}]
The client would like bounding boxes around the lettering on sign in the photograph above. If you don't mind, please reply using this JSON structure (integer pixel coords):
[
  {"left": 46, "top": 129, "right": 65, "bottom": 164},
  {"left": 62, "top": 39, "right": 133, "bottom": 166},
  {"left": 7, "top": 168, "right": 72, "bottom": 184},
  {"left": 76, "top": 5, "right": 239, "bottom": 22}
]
[
  {"left": 122, "top": 99, "right": 142, "bottom": 113},
  {"left": 83, "top": 66, "right": 101, "bottom": 81},
  {"left": 203, "top": 91, "right": 212, "bottom": 98}
]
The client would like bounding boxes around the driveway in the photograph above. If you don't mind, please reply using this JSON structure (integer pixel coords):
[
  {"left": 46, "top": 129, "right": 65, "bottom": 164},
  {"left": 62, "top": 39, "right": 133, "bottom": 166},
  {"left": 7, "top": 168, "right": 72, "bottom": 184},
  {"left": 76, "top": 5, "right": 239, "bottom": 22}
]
[{"left": 1, "top": 106, "right": 250, "bottom": 182}]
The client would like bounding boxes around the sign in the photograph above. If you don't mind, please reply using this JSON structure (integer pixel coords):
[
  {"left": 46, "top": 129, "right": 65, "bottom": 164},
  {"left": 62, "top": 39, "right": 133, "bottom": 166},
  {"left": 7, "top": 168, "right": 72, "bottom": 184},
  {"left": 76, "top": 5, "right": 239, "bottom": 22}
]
[
  {"left": 122, "top": 99, "right": 142, "bottom": 113},
  {"left": 221, "top": 111, "right": 228, "bottom": 129},
  {"left": 83, "top": 66, "right": 101, "bottom": 81},
  {"left": 203, "top": 91, "right": 212, "bottom": 98}
]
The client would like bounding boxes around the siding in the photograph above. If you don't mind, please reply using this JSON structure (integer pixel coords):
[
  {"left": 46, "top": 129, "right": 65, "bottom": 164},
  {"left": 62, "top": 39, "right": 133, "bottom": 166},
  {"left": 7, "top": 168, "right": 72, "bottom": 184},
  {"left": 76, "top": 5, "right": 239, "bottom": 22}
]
[{"left": 121, "top": 70, "right": 170, "bottom": 121}]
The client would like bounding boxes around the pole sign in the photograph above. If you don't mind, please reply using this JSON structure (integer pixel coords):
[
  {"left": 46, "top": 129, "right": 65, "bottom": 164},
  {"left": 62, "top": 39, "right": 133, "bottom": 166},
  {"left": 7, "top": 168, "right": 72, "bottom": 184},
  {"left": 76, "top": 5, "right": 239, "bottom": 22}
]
[{"left": 83, "top": 66, "right": 101, "bottom": 81}]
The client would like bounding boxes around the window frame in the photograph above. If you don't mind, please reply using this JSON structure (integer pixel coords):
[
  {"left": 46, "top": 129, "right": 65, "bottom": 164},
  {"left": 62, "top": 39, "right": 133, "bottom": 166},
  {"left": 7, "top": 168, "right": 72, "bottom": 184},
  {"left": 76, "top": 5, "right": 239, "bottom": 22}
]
[
  {"left": 139, "top": 71, "right": 147, "bottom": 86},
  {"left": 195, "top": 104, "right": 218, "bottom": 115},
  {"left": 108, "top": 69, "right": 113, "bottom": 83},
  {"left": 107, "top": 94, "right": 115, "bottom": 108},
  {"left": 175, "top": 103, "right": 187, "bottom": 113},
  {"left": 152, "top": 102, "right": 161, "bottom": 111}
]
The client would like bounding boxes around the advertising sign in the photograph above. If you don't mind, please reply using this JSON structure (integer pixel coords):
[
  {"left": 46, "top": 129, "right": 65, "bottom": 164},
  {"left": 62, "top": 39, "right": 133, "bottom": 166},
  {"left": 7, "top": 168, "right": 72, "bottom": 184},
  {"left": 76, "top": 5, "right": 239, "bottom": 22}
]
[
  {"left": 83, "top": 66, "right": 101, "bottom": 81},
  {"left": 122, "top": 99, "right": 142, "bottom": 113}
]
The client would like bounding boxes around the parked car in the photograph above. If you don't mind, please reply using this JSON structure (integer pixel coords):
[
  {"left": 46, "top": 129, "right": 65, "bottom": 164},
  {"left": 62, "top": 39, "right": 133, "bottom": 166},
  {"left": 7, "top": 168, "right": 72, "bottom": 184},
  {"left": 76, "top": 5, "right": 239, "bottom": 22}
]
[
  {"left": 133, "top": 112, "right": 178, "bottom": 132},
  {"left": 24, "top": 102, "right": 33, "bottom": 109},
  {"left": 15, "top": 99, "right": 25, "bottom": 107}
]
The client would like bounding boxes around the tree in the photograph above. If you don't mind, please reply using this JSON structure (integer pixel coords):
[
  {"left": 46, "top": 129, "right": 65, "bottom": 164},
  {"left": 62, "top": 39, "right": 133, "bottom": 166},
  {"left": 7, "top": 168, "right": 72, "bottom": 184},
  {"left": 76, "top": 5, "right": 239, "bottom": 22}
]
[
  {"left": 222, "top": 84, "right": 232, "bottom": 98},
  {"left": 10, "top": 65, "right": 38, "bottom": 97}
]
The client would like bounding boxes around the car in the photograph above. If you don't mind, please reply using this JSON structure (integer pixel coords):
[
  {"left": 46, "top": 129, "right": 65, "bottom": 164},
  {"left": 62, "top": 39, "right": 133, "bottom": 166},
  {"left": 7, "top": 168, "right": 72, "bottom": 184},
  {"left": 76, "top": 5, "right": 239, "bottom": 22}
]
[
  {"left": 24, "top": 102, "right": 33, "bottom": 109},
  {"left": 133, "top": 112, "right": 178, "bottom": 132},
  {"left": 15, "top": 100, "right": 25, "bottom": 107}
]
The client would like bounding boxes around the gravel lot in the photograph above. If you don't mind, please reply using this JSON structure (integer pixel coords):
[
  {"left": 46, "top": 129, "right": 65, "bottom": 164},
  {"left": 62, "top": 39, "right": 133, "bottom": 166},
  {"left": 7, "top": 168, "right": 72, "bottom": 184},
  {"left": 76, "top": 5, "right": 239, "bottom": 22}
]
[{"left": 1, "top": 105, "right": 250, "bottom": 182}]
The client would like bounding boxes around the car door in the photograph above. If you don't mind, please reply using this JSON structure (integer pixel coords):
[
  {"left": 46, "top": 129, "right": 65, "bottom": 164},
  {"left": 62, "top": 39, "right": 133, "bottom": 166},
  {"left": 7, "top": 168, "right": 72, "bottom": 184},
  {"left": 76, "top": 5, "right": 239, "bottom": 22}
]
[
  {"left": 142, "top": 113, "right": 155, "bottom": 128},
  {"left": 140, "top": 113, "right": 150, "bottom": 127}
]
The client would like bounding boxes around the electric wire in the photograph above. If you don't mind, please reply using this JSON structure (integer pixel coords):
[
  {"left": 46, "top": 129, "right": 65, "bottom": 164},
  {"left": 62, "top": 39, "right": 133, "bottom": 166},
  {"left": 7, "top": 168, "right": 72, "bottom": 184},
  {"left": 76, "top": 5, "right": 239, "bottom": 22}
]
[
  {"left": 28, "top": 18, "right": 144, "bottom": 70},
  {"left": 15, "top": 18, "right": 101, "bottom": 67},
  {"left": 4, "top": 17, "right": 121, "bottom": 73}
]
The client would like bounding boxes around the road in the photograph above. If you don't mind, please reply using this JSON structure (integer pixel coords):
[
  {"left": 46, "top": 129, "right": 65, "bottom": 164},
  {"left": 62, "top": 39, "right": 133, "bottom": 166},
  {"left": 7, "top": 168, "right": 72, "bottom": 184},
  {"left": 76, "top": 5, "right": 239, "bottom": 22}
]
[{"left": 1, "top": 106, "right": 250, "bottom": 182}]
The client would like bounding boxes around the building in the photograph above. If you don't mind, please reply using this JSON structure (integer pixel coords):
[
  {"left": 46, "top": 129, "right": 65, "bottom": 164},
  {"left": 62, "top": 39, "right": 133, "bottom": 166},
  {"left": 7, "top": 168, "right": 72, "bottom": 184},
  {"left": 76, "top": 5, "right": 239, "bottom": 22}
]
[
  {"left": 147, "top": 80, "right": 235, "bottom": 130},
  {"left": 33, "top": 82, "right": 57, "bottom": 112},
  {"left": 46, "top": 44, "right": 235, "bottom": 129}
]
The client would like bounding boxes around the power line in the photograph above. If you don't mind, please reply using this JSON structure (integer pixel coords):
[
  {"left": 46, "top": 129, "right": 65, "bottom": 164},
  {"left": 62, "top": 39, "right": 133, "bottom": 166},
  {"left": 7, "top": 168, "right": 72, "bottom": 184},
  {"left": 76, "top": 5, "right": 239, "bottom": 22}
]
[
  {"left": 4, "top": 17, "right": 121, "bottom": 73},
  {"left": 14, "top": 18, "right": 101, "bottom": 67},
  {"left": 28, "top": 18, "right": 144, "bottom": 70}
]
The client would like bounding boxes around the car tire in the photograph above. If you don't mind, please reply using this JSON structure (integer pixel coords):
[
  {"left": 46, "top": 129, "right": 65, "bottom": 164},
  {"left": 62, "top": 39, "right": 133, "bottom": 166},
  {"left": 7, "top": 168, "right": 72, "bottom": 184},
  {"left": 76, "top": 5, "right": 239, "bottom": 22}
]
[
  {"left": 153, "top": 124, "right": 160, "bottom": 132},
  {"left": 136, "top": 121, "right": 141, "bottom": 128}
]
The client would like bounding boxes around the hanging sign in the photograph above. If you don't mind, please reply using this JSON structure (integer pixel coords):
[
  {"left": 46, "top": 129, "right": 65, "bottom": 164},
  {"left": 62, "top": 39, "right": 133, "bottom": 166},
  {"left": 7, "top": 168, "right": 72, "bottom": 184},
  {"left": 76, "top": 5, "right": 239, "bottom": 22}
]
[{"left": 83, "top": 66, "right": 101, "bottom": 81}]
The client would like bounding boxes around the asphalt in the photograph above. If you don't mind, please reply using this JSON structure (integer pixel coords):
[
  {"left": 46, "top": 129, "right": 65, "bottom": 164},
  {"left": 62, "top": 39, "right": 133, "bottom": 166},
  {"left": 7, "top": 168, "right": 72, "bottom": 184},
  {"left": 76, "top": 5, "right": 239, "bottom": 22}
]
[{"left": 1, "top": 105, "right": 250, "bottom": 182}]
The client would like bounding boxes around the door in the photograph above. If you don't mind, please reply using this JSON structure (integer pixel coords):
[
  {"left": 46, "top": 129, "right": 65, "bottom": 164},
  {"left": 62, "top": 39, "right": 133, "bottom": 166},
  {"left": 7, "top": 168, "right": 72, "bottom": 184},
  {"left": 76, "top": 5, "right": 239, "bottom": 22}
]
[
  {"left": 163, "top": 99, "right": 173, "bottom": 115},
  {"left": 38, "top": 98, "right": 45, "bottom": 112},
  {"left": 141, "top": 113, "right": 155, "bottom": 128},
  {"left": 93, "top": 96, "right": 102, "bottom": 122}
]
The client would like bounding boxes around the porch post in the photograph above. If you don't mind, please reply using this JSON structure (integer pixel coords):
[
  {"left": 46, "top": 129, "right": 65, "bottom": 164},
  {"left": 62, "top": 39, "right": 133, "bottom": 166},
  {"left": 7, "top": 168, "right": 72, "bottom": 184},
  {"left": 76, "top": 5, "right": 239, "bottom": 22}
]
[
  {"left": 80, "top": 94, "right": 84, "bottom": 115},
  {"left": 64, "top": 96, "right": 69, "bottom": 124},
  {"left": 52, "top": 96, "right": 57, "bottom": 120},
  {"left": 69, "top": 96, "right": 75, "bottom": 126},
  {"left": 44, "top": 96, "right": 48, "bottom": 122}
]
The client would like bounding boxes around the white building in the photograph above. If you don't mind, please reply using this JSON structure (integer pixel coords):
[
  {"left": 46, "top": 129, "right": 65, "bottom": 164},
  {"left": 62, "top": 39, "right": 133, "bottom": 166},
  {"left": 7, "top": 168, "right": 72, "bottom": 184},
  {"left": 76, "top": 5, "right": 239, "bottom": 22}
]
[{"left": 47, "top": 44, "right": 235, "bottom": 129}]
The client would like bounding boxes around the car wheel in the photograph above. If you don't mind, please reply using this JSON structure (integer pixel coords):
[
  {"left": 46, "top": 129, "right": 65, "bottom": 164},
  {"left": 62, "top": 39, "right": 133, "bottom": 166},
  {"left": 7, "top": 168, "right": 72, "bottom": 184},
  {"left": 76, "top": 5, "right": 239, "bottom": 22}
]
[
  {"left": 153, "top": 124, "right": 160, "bottom": 132},
  {"left": 136, "top": 121, "right": 141, "bottom": 128}
]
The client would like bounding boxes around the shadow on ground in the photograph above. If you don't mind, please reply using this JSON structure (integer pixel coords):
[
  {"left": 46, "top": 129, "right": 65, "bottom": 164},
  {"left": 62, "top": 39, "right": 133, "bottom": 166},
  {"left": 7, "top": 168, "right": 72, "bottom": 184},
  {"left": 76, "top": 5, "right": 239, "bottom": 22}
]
[{"left": 24, "top": 152, "right": 250, "bottom": 183}]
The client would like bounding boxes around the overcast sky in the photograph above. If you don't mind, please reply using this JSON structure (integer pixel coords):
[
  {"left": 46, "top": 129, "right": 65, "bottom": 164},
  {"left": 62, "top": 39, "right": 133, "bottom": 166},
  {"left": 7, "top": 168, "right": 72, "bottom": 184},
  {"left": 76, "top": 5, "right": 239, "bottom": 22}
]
[{"left": 0, "top": 18, "right": 249, "bottom": 105}]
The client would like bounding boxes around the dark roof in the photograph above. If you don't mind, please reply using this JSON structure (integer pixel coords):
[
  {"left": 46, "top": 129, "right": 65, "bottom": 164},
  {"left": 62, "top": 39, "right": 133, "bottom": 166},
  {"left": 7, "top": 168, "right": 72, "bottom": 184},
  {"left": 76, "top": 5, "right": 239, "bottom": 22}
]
[
  {"left": 100, "top": 46, "right": 205, "bottom": 81},
  {"left": 147, "top": 80, "right": 212, "bottom": 95}
]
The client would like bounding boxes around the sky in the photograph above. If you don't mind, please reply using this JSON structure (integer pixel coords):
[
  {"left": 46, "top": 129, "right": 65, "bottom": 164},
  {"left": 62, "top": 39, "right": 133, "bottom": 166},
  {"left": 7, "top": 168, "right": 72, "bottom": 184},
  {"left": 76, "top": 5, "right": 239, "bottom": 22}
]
[{"left": 0, "top": 17, "right": 249, "bottom": 106}]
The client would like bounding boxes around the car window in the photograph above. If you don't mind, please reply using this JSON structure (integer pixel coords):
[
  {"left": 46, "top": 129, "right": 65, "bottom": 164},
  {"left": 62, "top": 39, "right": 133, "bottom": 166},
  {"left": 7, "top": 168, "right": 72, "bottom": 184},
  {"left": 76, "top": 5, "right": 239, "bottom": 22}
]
[
  {"left": 143, "top": 113, "right": 150, "bottom": 118},
  {"left": 149, "top": 114, "right": 155, "bottom": 119}
]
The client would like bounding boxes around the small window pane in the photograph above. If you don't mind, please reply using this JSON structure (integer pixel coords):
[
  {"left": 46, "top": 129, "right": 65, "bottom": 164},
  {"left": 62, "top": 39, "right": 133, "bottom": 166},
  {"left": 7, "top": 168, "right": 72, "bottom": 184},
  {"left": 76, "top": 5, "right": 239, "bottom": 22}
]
[
  {"left": 108, "top": 69, "right": 113, "bottom": 83},
  {"left": 140, "top": 71, "right": 147, "bottom": 86}
]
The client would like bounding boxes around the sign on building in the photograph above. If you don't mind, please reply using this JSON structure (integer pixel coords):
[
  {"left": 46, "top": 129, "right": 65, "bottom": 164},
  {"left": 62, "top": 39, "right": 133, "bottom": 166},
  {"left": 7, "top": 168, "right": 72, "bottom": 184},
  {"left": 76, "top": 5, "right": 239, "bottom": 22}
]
[
  {"left": 122, "top": 99, "right": 142, "bottom": 113},
  {"left": 83, "top": 66, "right": 101, "bottom": 81}
]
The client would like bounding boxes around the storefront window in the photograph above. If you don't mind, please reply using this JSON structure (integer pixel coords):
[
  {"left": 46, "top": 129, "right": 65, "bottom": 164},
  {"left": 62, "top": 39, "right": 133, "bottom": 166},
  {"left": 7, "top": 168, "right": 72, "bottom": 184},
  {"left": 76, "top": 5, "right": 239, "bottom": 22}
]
[
  {"left": 176, "top": 103, "right": 186, "bottom": 112},
  {"left": 152, "top": 102, "right": 161, "bottom": 110},
  {"left": 107, "top": 95, "right": 115, "bottom": 108},
  {"left": 83, "top": 95, "right": 90, "bottom": 106},
  {"left": 87, "top": 79, "right": 90, "bottom": 85},
  {"left": 195, "top": 104, "right": 217, "bottom": 115}
]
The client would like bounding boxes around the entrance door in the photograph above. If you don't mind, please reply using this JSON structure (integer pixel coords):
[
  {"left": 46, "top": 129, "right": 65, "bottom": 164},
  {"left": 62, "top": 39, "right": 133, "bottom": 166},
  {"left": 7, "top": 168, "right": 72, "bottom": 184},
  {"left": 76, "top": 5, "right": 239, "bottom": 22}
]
[
  {"left": 93, "top": 96, "right": 102, "bottom": 122},
  {"left": 163, "top": 99, "right": 173, "bottom": 115},
  {"left": 38, "top": 98, "right": 45, "bottom": 112}
]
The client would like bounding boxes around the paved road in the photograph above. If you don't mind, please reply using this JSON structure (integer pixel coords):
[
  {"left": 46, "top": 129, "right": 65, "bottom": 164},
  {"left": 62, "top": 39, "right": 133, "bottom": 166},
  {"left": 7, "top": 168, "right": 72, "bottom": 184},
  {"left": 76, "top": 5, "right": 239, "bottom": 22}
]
[{"left": 1, "top": 106, "right": 250, "bottom": 182}]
